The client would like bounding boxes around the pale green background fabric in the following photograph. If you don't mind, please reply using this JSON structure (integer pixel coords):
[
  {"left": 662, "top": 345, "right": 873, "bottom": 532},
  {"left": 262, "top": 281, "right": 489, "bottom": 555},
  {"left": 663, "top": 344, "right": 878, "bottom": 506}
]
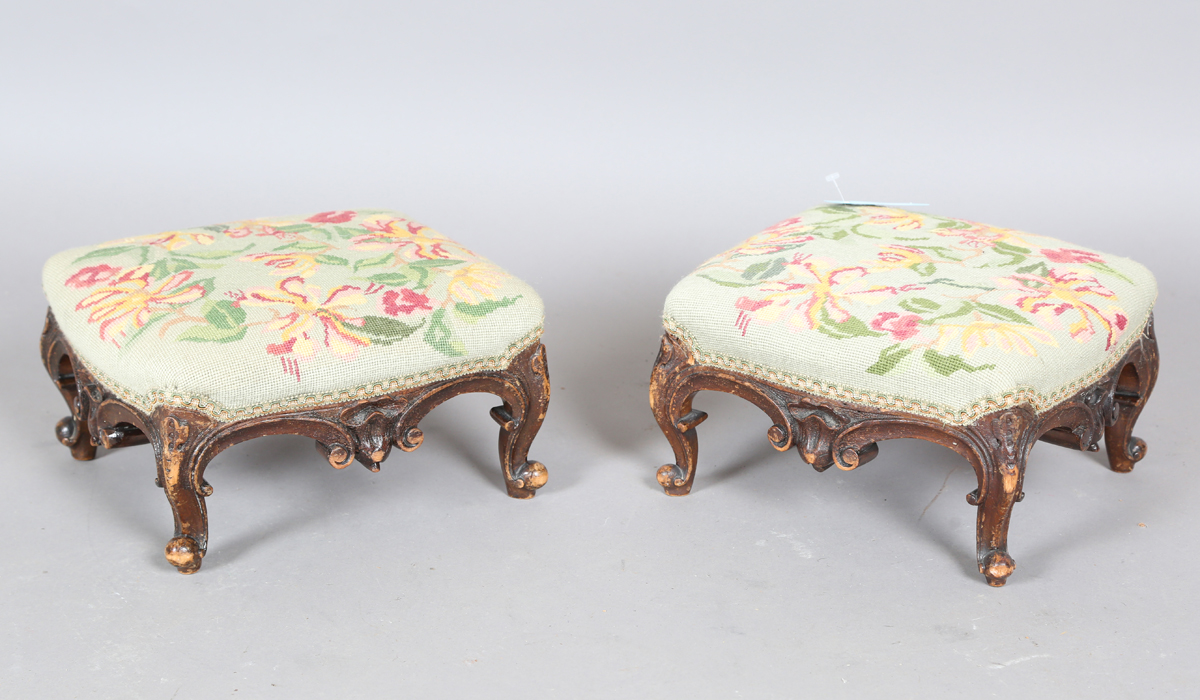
[
  {"left": 665, "top": 205, "right": 1157, "bottom": 424},
  {"left": 42, "top": 210, "right": 544, "bottom": 421}
]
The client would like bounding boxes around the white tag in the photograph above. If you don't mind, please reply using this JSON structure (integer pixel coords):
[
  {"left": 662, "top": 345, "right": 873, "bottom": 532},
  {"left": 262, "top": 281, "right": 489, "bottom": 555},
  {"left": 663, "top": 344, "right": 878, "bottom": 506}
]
[
  {"left": 824, "top": 200, "right": 930, "bottom": 207},
  {"left": 823, "top": 173, "right": 927, "bottom": 207}
]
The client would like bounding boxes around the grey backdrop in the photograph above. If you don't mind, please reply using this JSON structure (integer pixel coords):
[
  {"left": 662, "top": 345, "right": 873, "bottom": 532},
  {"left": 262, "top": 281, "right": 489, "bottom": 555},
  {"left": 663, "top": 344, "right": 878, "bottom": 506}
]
[{"left": 2, "top": 1, "right": 1198, "bottom": 697}]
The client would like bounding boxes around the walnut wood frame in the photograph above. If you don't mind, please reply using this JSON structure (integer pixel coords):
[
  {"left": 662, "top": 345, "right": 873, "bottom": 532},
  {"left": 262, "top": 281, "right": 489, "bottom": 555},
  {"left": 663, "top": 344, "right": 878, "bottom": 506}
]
[
  {"left": 41, "top": 310, "right": 550, "bottom": 574},
  {"left": 649, "top": 316, "right": 1158, "bottom": 586}
]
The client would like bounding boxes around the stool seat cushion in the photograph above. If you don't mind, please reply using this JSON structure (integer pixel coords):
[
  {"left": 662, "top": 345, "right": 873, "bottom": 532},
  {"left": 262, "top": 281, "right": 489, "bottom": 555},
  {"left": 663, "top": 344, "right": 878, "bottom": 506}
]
[
  {"left": 663, "top": 205, "right": 1156, "bottom": 424},
  {"left": 43, "top": 210, "right": 544, "bottom": 421}
]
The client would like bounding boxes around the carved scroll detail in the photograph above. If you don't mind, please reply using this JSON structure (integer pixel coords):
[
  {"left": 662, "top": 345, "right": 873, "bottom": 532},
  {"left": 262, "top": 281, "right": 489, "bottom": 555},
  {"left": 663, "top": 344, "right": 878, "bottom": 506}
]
[
  {"left": 648, "top": 323, "right": 1159, "bottom": 587},
  {"left": 40, "top": 309, "right": 551, "bottom": 574}
]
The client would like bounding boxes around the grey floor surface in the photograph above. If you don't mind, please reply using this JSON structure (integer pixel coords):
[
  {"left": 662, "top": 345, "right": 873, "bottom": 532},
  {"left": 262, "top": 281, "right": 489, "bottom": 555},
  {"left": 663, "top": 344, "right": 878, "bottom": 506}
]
[{"left": 3, "top": 2, "right": 1199, "bottom": 698}]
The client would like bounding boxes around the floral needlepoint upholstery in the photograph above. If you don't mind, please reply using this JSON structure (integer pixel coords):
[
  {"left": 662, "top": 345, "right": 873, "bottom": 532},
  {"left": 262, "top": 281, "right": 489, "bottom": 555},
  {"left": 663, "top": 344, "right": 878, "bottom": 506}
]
[
  {"left": 663, "top": 205, "right": 1157, "bottom": 424},
  {"left": 42, "top": 210, "right": 544, "bottom": 421}
]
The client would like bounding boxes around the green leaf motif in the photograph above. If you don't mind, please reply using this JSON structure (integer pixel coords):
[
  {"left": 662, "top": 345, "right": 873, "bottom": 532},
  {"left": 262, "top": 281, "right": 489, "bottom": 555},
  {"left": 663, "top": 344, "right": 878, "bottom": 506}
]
[
  {"left": 366, "top": 271, "right": 414, "bottom": 287},
  {"left": 1015, "top": 261, "right": 1050, "bottom": 276},
  {"left": 925, "top": 278, "right": 997, "bottom": 291},
  {"left": 922, "top": 349, "right": 995, "bottom": 377},
  {"left": 424, "top": 309, "right": 466, "bottom": 357},
  {"left": 911, "top": 262, "right": 937, "bottom": 277},
  {"left": 866, "top": 344, "right": 913, "bottom": 375},
  {"left": 314, "top": 254, "right": 350, "bottom": 266},
  {"left": 899, "top": 297, "right": 941, "bottom": 314},
  {"left": 813, "top": 228, "right": 849, "bottom": 241},
  {"left": 740, "top": 258, "right": 786, "bottom": 281},
  {"left": 275, "top": 224, "right": 316, "bottom": 233},
  {"left": 926, "top": 302, "right": 975, "bottom": 323},
  {"left": 202, "top": 299, "right": 247, "bottom": 329},
  {"left": 73, "top": 246, "right": 137, "bottom": 263},
  {"left": 1086, "top": 262, "right": 1134, "bottom": 284},
  {"left": 360, "top": 315, "right": 423, "bottom": 345},
  {"left": 189, "top": 277, "right": 217, "bottom": 295},
  {"left": 176, "top": 245, "right": 253, "bottom": 260},
  {"left": 408, "top": 259, "right": 465, "bottom": 269},
  {"left": 993, "top": 241, "right": 1031, "bottom": 255},
  {"left": 697, "top": 274, "right": 758, "bottom": 289},
  {"left": 149, "top": 257, "right": 199, "bottom": 279},
  {"left": 333, "top": 226, "right": 362, "bottom": 240},
  {"left": 177, "top": 324, "right": 248, "bottom": 344},
  {"left": 454, "top": 296, "right": 520, "bottom": 320},
  {"left": 353, "top": 252, "right": 394, "bottom": 272},
  {"left": 816, "top": 309, "right": 885, "bottom": 340},
  {"left": 972, "top": 302, "right": 1032, "bottom": 325},
  {"left": 274, "top": 240, "right": 329, "bottom": 252},
  {"left": 122, "top": 312, "right": 169, "bottom": 349}
]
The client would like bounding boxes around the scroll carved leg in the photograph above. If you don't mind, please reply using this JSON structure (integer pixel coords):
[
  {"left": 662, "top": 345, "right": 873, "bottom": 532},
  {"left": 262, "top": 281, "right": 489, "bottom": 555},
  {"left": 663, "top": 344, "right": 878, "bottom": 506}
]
[
  {"left": 41, "top": 314, "right": 97, "bottom": 461},
  {"left": 967, "top": 410, "right": 1031, "bottom": 587},
  {"left": 650, "top": 334, "right": 703, "bottom": 496},
  {"left": 154, "top": 410, "right": 215, "bottom": 574},
  {"left": 1105, "top": 321, "right": 1159, "bottom": 473},
  {"left": 494, "top": 343, "right": 550, "bottom": 499}
]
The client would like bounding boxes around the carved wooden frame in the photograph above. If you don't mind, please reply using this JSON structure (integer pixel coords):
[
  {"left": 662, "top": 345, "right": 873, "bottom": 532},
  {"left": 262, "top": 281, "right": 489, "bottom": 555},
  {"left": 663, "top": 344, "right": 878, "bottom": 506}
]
[
  {"left": 649, "top": 316, "right": 1158, "bottom": 586},
  {"left": 41, "top": 310, "right": 550, "bottom": 574}
]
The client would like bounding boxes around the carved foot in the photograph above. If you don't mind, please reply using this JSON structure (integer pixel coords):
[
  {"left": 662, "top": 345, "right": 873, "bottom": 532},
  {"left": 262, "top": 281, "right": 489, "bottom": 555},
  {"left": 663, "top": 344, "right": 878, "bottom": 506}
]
[
  {"left": 656, "top": 464, "right": 693, "bottom": 496},
  {"left": 55, "top": 415, "right": 97, "bottom": 461},
  {"left": 1106, "top": 434, "right": 1147, "bottom": 473},
  {"left": 980, "top": 550, "right": 1015, "bottom": 587},
  {"left": 164, "top": 536, "right": 204, "bottom": 574},
  {"left": 506, "top": 460, "right": 548, "bottom": 499}
]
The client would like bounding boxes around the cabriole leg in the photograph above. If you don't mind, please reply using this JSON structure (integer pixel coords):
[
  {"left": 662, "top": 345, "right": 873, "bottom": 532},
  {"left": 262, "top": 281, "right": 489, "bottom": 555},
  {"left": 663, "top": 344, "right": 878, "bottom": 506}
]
[
  {"left": 493, "top": 343, "right": 550, "bottom": 499},
  {"left": 650, "top": 334, "right": 704, "bottom": 496},
  {"left": 1105, "top": 321, "right": 1159, "bottom": 473},
  {"left": 967, "top": 410, "right": 1031, "bottom": 587},
  {"left": 41, "top": 312, "right": 97, "bottom": 461},
  {"left": 154, "top": 412, "right": 213, "bottom": 574}
]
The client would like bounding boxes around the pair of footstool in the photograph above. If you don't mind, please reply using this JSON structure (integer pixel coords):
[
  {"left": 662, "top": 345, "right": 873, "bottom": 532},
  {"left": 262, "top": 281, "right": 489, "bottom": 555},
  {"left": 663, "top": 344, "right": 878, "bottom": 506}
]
[{"left": 41, "top": 206, "right": 1158, "bottom": 586}]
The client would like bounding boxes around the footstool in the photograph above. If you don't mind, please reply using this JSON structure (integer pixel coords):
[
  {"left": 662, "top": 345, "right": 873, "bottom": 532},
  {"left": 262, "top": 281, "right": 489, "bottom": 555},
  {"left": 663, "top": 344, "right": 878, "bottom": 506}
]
[
  {"left": 41, "top": 209, "right": 550, "bottom": 574},
  {"left": 650, "top": 205, "right": 1158, "bottom": 586}
]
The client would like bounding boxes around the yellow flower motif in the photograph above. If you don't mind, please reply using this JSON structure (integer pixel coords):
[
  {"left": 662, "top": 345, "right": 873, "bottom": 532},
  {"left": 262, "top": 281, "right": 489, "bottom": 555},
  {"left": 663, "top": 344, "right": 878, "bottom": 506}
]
[
  {"left": 223, "top": 219, "right": 293, "bottom": 239},
  {"left": 1001, "top": 269, "right": 1127, "bottom": 349},
  {"left": 727, "top": 230, "right": 813, "bottom": 258},
  {"left": 933, "top": 321, "right": 1058, "bottom": 357},
  {"left": 933, "top": 220, "right": 1031, "bottom": 250},
  {"left": 122, "top": 232, "right": 215, "bottom": 251},
  {"left": 744, "top": 257, "right": 898, "bottom": 332},
  {"left": 243, "top": 277, "right": 369, "bottom": 359},
  {"left": 871, "top": 245, "right": 933, "bottom": 273},
  {"left": 75, "top": 266, "right": 207, "bottom": 346},
  {"left": 863, "top": 207, "right": 925, "bottom": 231},
  {"left": 446, "top": 262, "right": 506, "bottom": 305},
  {"left": 241, "top": 251, "right": 322, "bottom": 277},
  {"left": 352, "top": 217, "right": 465, "bottom": 261}
]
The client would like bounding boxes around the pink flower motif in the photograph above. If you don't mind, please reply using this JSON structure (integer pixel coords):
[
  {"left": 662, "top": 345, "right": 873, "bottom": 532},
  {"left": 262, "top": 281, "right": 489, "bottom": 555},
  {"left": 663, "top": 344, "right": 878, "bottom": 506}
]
[
  {"left": 733, "top": 297, "right": 774, "bottom": 336},
  {"left": 1040, "top": 248, "right": 1103, "bottom": 264},
  {"left": 380, "top": 288, "right": 433, "bottom": 316},
  {"left": 242, "top": 276, "right": 370, "bottom": 360},
  {"left": 65, "top": 264, "right": 120, "bottom": 288},
  {"left": 763, "top": 216, "right": 805, "bottom": 232},
  {"left": 307, "top": 211, "right": 356, "bottom": 224},
  {"left": 1003, "top": 268, "right": 1125, "bottom": 349},
  {"left": 224, "top": 222, "right": 288, "bottom": 239},
  {"left": 74, "top": 267, "right": 207, "bottom": 346},
  {"left": 865, "top": 208, "right": 925, "bottom": 231},
  {"left": 870, "top": 311, "right": 922, "bottom": 341},
  {"left": 266, "top": 337, "right": 297, "bottom": 356}
]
